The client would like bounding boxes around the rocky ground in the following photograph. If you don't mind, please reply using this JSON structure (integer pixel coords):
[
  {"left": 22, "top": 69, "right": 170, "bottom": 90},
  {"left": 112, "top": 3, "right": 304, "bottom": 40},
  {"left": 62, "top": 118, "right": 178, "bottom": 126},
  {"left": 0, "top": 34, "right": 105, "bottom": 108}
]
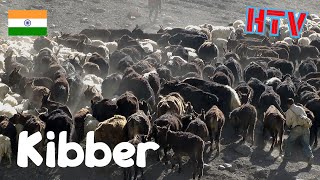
[{"left": 0, "top": 0, "right": 319, "bottom": 179}]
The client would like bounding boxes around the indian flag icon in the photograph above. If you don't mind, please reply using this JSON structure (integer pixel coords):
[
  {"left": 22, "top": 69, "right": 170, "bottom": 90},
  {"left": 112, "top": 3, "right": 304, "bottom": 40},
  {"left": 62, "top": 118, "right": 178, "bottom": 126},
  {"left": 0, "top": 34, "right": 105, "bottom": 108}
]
[{"left": 8, "top": 10, "right": 47, "bottom": 36}]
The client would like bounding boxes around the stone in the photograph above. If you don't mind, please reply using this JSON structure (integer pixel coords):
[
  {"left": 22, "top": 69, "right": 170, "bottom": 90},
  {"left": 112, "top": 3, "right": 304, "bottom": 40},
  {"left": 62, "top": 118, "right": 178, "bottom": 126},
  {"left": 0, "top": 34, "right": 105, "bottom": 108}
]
[
  {"left": 92, "top": 0, "right": 100, "bottom": 3},
  {"left": 234, "top": 144, "right": 253, "bottom": 156},
  {"left": 218, "top": 165, "right": 225, "bottom": 170},
  {"left": 129, "top": 16, "right": 136, "bottom": 20},
  {"left": 95, "top": 22, "right": 102, "bottom": 27},
  {"left": 91, "top": 8, "right": 105, "bottom": 13},
  {"left": 30, "top": 5, "right": 44, "bottom": 9},
  {"left": 50, "top": 24, "right": 56, "bottom": 28},
  {"left": 203, "top": 163, "right": 210, "bottom": 171},
  {"left": 89, "top": 25, "right": 95, "bottom": 29},
  {"left": 224, "top": 163, "right": 232, "bottom": 168},
  {"left": 80, "top": 18, "right": 88, "bottom": 23},
  {"left": 224, "top": 163, "right": 236, "bottom": 172}
]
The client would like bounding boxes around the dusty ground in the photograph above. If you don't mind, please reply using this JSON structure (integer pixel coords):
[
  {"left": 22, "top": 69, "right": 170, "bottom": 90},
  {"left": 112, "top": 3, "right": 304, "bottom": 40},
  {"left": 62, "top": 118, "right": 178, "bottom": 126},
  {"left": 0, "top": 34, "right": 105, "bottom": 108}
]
[{"left": 0, "top": 0, "right": 320, "bottom": 179}]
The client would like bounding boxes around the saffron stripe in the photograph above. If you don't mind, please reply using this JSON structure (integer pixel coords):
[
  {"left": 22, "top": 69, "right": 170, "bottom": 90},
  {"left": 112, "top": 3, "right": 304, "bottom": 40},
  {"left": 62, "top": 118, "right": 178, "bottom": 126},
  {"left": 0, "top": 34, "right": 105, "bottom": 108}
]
[
  {"left": 8, "top": 27, "right": 47, "bottom": 36},
  {"left": 8, "top": 10, "right": 47, "bottom": 19}
]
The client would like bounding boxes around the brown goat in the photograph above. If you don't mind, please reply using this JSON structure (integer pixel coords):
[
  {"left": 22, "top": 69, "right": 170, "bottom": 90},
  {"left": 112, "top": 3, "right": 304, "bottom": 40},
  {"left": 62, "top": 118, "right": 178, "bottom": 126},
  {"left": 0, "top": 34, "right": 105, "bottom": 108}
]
[
  {"left": 157, "top": 92, "right": 186, "bottom": 117},
  {"left": 263, "top": 105, "right": 285, "bottom": 153},
  {"left": 155, "top": 125, "right": 204, "bottom": 180},
  {"left": 204, "top": 105, "right": 225, "bottom": 153},
  {"left": 50, "top": 72, "right": 69, "bottom": 105},
  {"left": 229, "top": 103, "right": 257, "bottom": 146}
]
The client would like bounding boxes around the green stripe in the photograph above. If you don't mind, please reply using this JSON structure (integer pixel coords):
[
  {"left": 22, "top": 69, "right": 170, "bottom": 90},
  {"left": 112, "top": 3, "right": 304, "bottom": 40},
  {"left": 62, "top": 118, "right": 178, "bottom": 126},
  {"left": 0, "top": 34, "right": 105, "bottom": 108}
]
[{"left": 8, "top": 27, "right": 47, "bottom": 36}]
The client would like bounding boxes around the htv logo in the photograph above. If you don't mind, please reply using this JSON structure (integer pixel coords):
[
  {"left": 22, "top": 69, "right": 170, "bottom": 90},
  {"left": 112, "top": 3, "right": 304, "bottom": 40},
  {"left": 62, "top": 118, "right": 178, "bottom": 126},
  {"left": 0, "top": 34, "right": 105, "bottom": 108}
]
[{"left": 245, "top": 6, "right": 308, "bottom": 38}]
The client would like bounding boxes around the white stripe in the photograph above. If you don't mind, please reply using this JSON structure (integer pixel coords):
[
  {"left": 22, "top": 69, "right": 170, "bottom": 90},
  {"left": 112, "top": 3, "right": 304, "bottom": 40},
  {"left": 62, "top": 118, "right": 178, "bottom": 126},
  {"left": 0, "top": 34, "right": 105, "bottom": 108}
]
[{"left": 8, "top": 19, "right": 47, "bottom": 28}]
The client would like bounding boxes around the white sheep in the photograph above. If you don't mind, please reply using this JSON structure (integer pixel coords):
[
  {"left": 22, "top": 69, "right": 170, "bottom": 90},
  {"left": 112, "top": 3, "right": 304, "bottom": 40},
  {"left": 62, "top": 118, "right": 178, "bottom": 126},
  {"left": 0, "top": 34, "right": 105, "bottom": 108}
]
[
  {"left": 283, "top": 37, "right": 294, "bottom": 45},
  {"left": 0, "top": 104, "right": 17, "bottom": 118},
  {"left": 188, "top": 51, "right": 198, "bottom": 61},
  {"left": 98, "top": 45, "right": 110, "bottom": 58},
  {"left": 14, "top": 99, "right": 29, "bottom": 113},
  {"left": 309, "top": 33, "right": 320, "bottom": 41},
  {"left": 199, "top": 23, "right": 213, "bottom": 32},
  {"left": 139, "top": 42, "right": 154, "bottom": 53},
  {"left": 233, "top": 20, "right": 245, "bottom": 29},
  {"left": 184, "top": 47, "right": 196, "bottom": 53},
  {"left": 185, "top": 25, "right": 202, "bottom": 32},
  {"left": 0, "top": 83, "right": 11, "bottom": 100},
  {"left": 313, "top": 18, "right": 320, "bottom": 23},
  {"left": 266, "top": 77, "right": 281, "bottom": 86},
  {"left": 298, "top": 37, "right": 311, "bottom": 46},
  {"left": 3, "top": 94, "right": 18, "bottom": 107},
  {"left": 143, "top": 69, "right": 157, "bottom": 79},
  {"left": 91, "top": 40, "right": 105, "bottom": 47},
  {"left": 84, "top": 114, "right": 100, "bottom": 136},
  {"left": 83, "top": 74, "right": 103, "bottom": 94},
  {"left": 310, "top": 14, "right": 320, "bottom": 20},
  {"left": 0, "top": 56, "right": 5, "bottom": 74},
  {"left": 213, "top": 38, "right": 228, "bottom": 56},
  {"left": 211, "top": 26, "right": 235, "bottom": 40},
  {"left": 274, "top": 41, "right": 289, "bottom": 45},
  {"left": 139, "top": 39, "right": 159, "bottom": 50},
  {"left": 105, "top": 42, "right": 118, "bottom": 54},
  {"left": 170, "top": 56, "right": 188, "bottom": 65},
  {"left": 0, "top": 134, "right": 12, "bottom": 168}
]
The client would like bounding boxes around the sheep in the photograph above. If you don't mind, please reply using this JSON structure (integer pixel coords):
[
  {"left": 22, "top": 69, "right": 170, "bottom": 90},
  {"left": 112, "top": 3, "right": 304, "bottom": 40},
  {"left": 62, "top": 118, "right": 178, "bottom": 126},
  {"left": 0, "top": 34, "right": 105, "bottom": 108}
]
[
  {"left": 185, "top": 118, "right": 209, "bottom": 143},
  {"left": 94, "top": 115, "right": 127, "bottom": 149},
  {"left": 212, "top": 38, "right": 228, "bottom": 57},
  {"left": 283, "top": 37, "right": 293, "bottom": 45},
  {"left": 210, "top": 26, "right": 235, "bottom": 40},
  {"left": 263, "top": 105, "right": 285, "bottom": 153},
  {"left": 90, "top": 39, "right": 106, "bottom": 47},
  {"left": 197, "top": 41, "right": 219, "bottom": 64},
  {"left": 157, "top": 92, "right": 186, "bottom": 117},
  {"left": 116, "top": 91, "right": 139, "bottom": 119},
  {"left": 125, "top": 110, "right": 151, "bottom": 140},
  {"left": 0, "top": 83, "right": 11, "bottom": 100},
  {"left": 154, "top": 125, "right": 205, "bottom": 180},
  {"left": 3, "top": 94, "right": 18, "bottom": 107},
  {"left": 123, "top": 134, "right": 148, "bottom": 180},
  {"left": 83, "top": 74, "right": 103, "bottom": 94},
  {"left": 0, "top": 134, "right": 12, "bottom": 168},
  {"left": 71, "top": 108, "right": 90, "bottom": 143},
  {"left": 298, "top": 37, "right": 311, "bottom": 46},
  {"left": 204, "top": 105, "right": 225, "bottom": 154},
  {"left": 309, "top": 33, "right": 320, "bottom": 41},
  {"left": 153, "top": 113, "right": 183, "bottom": 162},
  {"left": 0, "top": 104, "right": 17, "bottom": 119},
  {"left": 105, "top": 41, "right": 118, "bottom": 54},
  {"left": 233, "top": 20, "right": 245, "bottom": 29}
]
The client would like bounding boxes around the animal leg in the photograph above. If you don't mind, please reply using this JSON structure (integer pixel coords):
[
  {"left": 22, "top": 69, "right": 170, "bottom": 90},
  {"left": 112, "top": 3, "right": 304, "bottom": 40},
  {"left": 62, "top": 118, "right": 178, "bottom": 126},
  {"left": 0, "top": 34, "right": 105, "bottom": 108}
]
[
  {"left": 177, "top": 155, "right": 182, "bottom": 173},
  {"left": 270, "top": 132, "right": 276, "bottom": 152},
  {"left": 209, "top": 131, "right": 214, "bottom": 152},
  {"left": 279, "top": 128, "right": 284, "bottom": 154},
  {"left": 215, "top": 131, "right": 221, "bottom": 154}
]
